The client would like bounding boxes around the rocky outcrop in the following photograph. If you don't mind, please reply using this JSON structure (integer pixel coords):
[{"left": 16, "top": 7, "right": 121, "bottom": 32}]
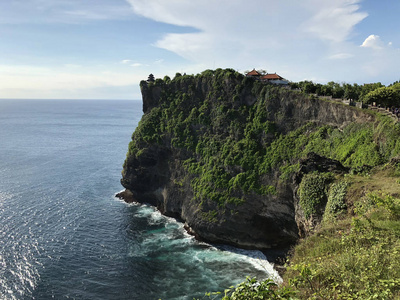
[
  {"left": 293, "top": 153, "right": 349, "bottom": 237},
  {"left": 120, "top": 145, "right": 171, "bottom": 206},
  {"left": 260, "top": 88, "right": 375, "bottom": 134},
  {"left": 294, "top": 152, "right": 349, "bottom": 184},
  {"left": 119, "top": 69, "right": 378, "bottom": 250}
]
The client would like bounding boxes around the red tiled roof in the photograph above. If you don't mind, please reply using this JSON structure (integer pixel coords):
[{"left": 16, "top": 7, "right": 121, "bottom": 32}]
[
  {"left": 246, "top": 69, "right": 261, "bottom": 76},
  {"left": 262, "top": 73, "right": 283, "bottom": 80}
]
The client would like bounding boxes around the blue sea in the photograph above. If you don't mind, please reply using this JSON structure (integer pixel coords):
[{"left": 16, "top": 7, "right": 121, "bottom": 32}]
[{"left": 0, "top": 100, "right": 280, "bottom": 300}]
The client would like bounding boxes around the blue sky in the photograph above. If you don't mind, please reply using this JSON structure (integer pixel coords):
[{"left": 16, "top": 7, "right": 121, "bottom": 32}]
[{"left": 0, "top": 0, "right": 399, "bottom": 100}]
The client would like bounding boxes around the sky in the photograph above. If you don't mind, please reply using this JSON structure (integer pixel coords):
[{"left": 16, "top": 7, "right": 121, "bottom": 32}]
[{"left": 0, "top": 0, "right": 399, "bottom": 100}]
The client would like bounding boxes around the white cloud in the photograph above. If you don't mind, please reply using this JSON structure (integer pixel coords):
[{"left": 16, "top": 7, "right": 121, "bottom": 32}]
[
  {"left": 126, "top": 1, "right": 368, "bottom": 46},
  {"left": 63, "top": 10, "right": 112, "bottom": 20},
  {"left": 361, "top": 35, "right": 384, "bottom": 49},
  {"left": 127, "top": 0, "right": 296, "bottom": 62},
  {"left": 0, "top": 0, "right": 132, "bottom": 24},
  {"left": 121, "top": 61, "right": 147, "bottom": 67},
  {"left": 155, "top": 33, "right": 212, "bottom": 62},
  {"left": 302, "top": 0, "right": 368, "bottom": 42},
  {"left": 126, "top": 0, "right": 372, "bottom": 82},
  {"left": 153, "top": 59, "right": 165, "bottom": 65},
  {"left": 329, "top": 53, "right": 354, "bottom": 60}
]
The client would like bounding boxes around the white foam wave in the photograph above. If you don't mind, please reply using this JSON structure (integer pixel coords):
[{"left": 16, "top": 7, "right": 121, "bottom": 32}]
[{"left": 219, "top": 246, "right": 282, "bottom": 283}]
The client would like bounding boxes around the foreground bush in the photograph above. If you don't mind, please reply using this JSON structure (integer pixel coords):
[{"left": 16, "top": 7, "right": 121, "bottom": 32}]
[{"left": 200, "top": 277, "right": 294, "bottom": 299}]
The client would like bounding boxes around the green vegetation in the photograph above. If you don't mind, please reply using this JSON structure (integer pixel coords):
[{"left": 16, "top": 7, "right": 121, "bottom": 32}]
[
  {"left": 290, "top": 80, "right": 384, "bottom": 101},
  {"left": 323, "top": 180, "right": 349, "bottom": 221},
  {"left": 290, "top": 80, "right": 400, "bottom": 108},
  {"left": 298, "top": 172, "right": 333, "bottom": 219},
  {"left": 131, "top": 69, "right": 283, "bottom": 210},
  {"left": 363, "top": 82, "right": 400, "bottom": 107},
  {"left": 200, "top": 277, "right": 294, "bottom": 299}
]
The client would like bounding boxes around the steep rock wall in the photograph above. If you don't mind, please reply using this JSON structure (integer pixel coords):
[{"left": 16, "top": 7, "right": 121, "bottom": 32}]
[{"left": 119, "top": 69, "right": 378, "bottom": 249}]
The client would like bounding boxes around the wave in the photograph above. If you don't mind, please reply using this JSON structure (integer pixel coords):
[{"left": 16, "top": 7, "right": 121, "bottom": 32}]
[{"left": 126, "top": 202, "right": 282, "bottom": 284}]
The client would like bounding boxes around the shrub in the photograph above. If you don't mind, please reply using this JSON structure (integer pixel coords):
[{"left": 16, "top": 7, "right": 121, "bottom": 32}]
[
  {"left": 323, "top": 180, "right": 349, "bottom": 221},
  {"left": 202, "top": 277, "right": 294, "bottom": 300},
  {"left": 298, "top": 172, "right": 334, "bottom": 219},
  {"left": 368, "top": 191, "right": 400, "bottom": 219}
]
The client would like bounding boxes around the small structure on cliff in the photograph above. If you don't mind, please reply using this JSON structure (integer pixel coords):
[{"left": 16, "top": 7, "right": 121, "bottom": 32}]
[
  {"left": 246, "top": 69, "right": 289, "bottom": 85},
  {"left": 261, "top": 73, "right": 289, "bottom": 85},
  {"left": 246, "top": 69, "right": 263, "bottom": 79},
  {"left": 147, "top": 73, "right": 155, "bottom": 83}
]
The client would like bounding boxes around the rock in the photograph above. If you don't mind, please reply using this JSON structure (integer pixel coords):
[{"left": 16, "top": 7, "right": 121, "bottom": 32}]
[
  {"left": 295, "top": 152, "right": 349, "bottom": 183},
  {"left": 115, "top": 189, "right": 135, "bottom": 202}
]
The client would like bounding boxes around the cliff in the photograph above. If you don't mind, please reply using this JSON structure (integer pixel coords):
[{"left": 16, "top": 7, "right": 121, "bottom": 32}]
[{"left": 119, "top": 69, "right": 398, "bottom": 250}]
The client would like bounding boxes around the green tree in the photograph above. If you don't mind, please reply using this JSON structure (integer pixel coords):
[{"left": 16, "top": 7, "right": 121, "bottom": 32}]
[
  {"left": 343, "top": 83, "right": 361, "bottom": 101},
  {"left": 363, "top": 86, "right": 400, "bottom": 107},
  {"left": 360, "top": 82, "right": 385, "bottom": 101},
  {"left": 298, "top": 81, "right": 316, "bottom": 94}
]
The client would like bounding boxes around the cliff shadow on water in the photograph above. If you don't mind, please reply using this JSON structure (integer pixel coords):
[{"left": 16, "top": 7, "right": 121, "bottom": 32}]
[{"left": 117, "top": 68, "right": 400, "bottom": 251}]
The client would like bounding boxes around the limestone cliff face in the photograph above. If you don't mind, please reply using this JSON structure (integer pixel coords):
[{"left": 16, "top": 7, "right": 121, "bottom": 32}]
[{"left": 119, "top": 69, "right": 377, "bottom": 250}]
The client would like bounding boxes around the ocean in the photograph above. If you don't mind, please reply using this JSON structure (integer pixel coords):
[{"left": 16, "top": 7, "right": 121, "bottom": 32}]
[{"left": 0, "top": 99, "right": 280, "bottom": 300}]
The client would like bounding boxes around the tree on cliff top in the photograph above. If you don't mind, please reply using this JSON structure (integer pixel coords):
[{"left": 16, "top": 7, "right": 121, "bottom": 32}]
[{"left": 363, "top": 83, "right": 400, "bottom": 107}]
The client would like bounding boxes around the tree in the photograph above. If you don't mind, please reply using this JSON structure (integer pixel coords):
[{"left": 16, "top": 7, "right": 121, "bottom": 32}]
[
  {"left": 315, "top": 83, "right": 323, "bottom": 95},
  {"left": 320, "top": 84, "right": 333, "bottom": 97},
  {"left": 343, "top": 83, "right": 360, "bottom": 101},
  {"left": 360, "top": 82, "right": 384, "bottom": 101},
  {"left": 300, "top": 81, "right": 316, "bottom": 94},
  {"left": 327, "top": 81, "right": 344, "bottom": 99},
  {"left": 363, "top": 86, "right": 400, "bottom": 107},
  {"left": 163, "top": 75, "right": 171, "bottom": 83}
]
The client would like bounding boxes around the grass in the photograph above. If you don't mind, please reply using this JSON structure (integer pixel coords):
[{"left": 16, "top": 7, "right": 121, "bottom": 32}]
[{"left": 280, "top": 167, "right": 400, "bottom": 299}]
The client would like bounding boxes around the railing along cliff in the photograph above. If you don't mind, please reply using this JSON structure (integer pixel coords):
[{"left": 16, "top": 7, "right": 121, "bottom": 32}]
[{"left": 310, "top": 93, "right": 400, "bottom": 122}]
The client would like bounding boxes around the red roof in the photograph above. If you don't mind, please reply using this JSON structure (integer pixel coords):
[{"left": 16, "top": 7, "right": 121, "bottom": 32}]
[
  {"left": 262, "top": 73, "right": 283, "bottom": 80},
  {"left": 246, "top": 69, "right": 261, "bottom": 76}
]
